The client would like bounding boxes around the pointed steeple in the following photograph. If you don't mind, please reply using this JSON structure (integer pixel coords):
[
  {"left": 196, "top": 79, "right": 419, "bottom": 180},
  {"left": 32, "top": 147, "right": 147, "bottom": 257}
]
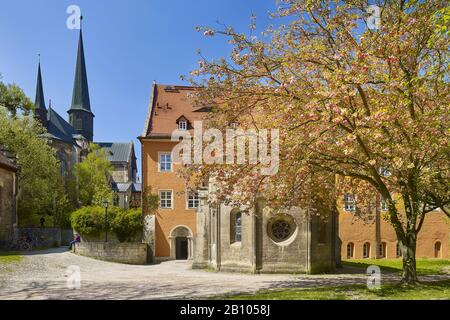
[
  {"left": 34, "top": 58, "right": 48, "bottom": 126},
  {"left": 35, "top": 59, "right": 46, "bottom": 110},
  {"left": 70, "top": 23, "right": 92, "bottom": 113},
  {"left": 68, "top": 16, "right": 94, "bottom": 142}
]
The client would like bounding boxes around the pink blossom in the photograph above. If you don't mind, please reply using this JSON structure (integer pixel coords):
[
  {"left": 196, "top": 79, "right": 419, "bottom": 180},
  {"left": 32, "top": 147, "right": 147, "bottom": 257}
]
[{"left": 203, "top": 29, "right": 215, "bottom": 37}]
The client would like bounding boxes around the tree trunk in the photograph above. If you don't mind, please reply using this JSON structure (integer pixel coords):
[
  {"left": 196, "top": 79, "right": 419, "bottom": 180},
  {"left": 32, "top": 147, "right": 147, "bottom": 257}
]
[{"left": 400, "top": 235, "right": 419, "bottom": 284}]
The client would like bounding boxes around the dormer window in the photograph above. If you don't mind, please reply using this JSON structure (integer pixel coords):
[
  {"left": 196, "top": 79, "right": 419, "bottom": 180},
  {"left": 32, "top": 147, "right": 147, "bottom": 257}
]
[
  {"left": 178, "top": 120, "right": 187, "bottom": 130},
  {"left": 176, "top": 116, "right": 189, "bottom": 130}
]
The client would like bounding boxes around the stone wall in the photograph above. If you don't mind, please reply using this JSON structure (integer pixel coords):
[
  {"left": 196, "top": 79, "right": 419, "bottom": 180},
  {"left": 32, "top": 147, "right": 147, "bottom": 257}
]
[
  {"left": 258, "top": 206, "right": 310, "bottom": 274},
  {"left": 111, "top": 164, "right": 129, "bottom": 183},
  {"left": 0, "top": 167, "right": 17, "bottom": 245},
  {"left": 15, "top": 228, "right": 70, "bottom": 248},
  {"left": 61, "top": 229, "right": 74, "bottom": 246},
  {"left": 74, "top": 242, "right": 148, "bottom": 265},
  {"left": 310, "top": 214, "right": 336, "bottom": 273},
  {"left": 143, "top": 214, "right": 155, "bottom": 263},
  {"left": 218, "top": 204, "right": 256, "bottom": 273}
]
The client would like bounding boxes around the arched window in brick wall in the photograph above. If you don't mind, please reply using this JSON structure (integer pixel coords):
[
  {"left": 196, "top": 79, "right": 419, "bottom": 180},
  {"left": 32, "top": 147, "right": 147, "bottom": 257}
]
[
  {"left": 434, "top": 242, "right": 442, "bottom": 258},
  {"left": 346, "top": 242, "right": 354, "bottom": 259},
  {"left": 363, "top": 242, "right": 371, "bottom": 259}
]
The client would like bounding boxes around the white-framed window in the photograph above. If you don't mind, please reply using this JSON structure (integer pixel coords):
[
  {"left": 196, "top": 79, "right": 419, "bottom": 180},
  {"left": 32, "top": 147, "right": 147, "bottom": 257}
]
[
  {"left": 159, "top": 152, "right": 172, "bottom": 172},
  {"left": 187, "top": 192, "right": 199, "bottom": 209},
  {"left": 344, "top": 194, "right": 356, "bottom": 212},
  {"left": 159, "top": 190, "right": 173, "bottom": 209},
  {"left": 379, "top": 166, "right": 391, "bottom": 177},
  {"left": 178, "top": 120, "right": 187, "bottom": 130}
]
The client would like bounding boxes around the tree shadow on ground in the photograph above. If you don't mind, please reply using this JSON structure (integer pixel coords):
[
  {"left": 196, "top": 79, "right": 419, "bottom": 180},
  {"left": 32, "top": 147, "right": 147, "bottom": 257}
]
[
  {"left": 341, "top": 261, "right": 400, "bottom": 273},
  {"left": 1, "top": 274, "right": 448, "bottom": 300}
]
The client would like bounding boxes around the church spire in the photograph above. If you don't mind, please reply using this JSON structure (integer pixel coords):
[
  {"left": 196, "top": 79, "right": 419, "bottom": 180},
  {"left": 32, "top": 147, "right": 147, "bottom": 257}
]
[
  {"left": 70, "top": 16, "right": 92, "bottom": 113},
  {"left": 34, "top": 56, "right": 48, "bottom": 126},
  {"left": 68, "top": 15, "right": 94, "bottom": 142},
  {"left": 35, "top": 56, "right": 46, "bottom": 111}
]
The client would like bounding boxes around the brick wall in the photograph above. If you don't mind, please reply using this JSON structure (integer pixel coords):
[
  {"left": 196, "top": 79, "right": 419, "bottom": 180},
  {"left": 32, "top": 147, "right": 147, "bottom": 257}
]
[{"left": 15, "top": 228, "right": 69, "bottom": 248}]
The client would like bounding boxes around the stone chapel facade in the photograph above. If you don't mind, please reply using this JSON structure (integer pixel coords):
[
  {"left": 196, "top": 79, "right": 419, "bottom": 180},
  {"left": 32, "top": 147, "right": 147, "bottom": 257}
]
[{"left": 193, "top": 189, "right": 339, "bottom": 274}]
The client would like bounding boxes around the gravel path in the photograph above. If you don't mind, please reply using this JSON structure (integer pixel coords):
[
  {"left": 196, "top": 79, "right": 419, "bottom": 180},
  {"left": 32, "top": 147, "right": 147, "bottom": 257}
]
[{"left": 0, "top": 248, "right": 448, "bottom": 300}]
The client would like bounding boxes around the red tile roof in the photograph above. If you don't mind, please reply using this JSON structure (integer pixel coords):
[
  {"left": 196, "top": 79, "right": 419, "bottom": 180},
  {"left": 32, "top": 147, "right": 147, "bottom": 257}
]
[{"left": 141, "top": 83, "right": 210, "bottom": 138}]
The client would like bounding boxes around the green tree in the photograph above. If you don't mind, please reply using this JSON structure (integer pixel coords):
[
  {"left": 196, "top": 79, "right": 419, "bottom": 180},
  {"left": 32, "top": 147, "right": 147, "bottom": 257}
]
[
  {"left": 0, "top": 75, "right": 34, "bottom": 116},
  {"left": 74, "top": 143, "right": 113, "bottom": 206},
  {"left": 0, "top": 108, "right": 68, "bottom": 224}
]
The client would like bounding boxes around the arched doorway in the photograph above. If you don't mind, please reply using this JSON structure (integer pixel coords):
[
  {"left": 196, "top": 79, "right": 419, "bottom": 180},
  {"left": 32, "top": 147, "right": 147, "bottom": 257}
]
[{"left": 169, "top": 225, "right": 193, "bottom": 260}]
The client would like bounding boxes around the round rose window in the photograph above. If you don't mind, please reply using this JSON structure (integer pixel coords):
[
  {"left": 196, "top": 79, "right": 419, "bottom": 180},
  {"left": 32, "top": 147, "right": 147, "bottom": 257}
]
[{"left": 267, "top": 214, "right": 297, "bottom": 243}]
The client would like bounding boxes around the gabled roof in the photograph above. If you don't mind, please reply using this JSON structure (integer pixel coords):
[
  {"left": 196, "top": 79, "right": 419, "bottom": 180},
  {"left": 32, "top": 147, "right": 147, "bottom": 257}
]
[
  {"left": 175, "top": 115, "right": 189, "bottom": 123},
  {"left": 132, "top": 182, "right": 142, "bottom": 193},
  {"left": 112, "top": 182, "right": 131, "bottom": 193},
  {"left": 111, "top": 182, "right": 141, "bottom": 193},
  {"left": 96, "top": 142, "right": 134, "bottom": 163},
  {"left": 140, "top": 83, "right": 211, "bottom": 138},
  {"left": 45, "top": 107, "right": 77, "bottom": 143}
]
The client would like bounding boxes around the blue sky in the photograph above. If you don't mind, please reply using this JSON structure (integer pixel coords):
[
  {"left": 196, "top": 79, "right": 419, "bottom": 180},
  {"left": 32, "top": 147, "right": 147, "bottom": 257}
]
[{"left": 0, "top": 0, "right": 277, "bottom": 180}]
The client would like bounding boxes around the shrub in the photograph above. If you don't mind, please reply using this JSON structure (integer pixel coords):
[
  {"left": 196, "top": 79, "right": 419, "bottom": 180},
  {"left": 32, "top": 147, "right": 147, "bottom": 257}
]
[
  {"left": 111, "top": 208, "right": 143, "bottom": 243},
  {"left": 70, "top": 206, "right": 142, "bottom": 242},
  {"left": 70, "top": 206, "right": 117, "bottom": 236}
]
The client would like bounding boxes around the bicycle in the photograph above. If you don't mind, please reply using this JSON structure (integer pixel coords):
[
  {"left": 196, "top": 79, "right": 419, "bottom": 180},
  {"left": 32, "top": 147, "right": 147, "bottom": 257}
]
[{"left": 7, "top": 237, "right": 32, "bottom": 251}]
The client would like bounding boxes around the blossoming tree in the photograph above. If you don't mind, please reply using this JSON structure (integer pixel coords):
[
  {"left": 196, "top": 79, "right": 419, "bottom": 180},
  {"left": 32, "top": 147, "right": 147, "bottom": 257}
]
[{"left": 188, "top": 0, "right": 449, "bottom": 284}]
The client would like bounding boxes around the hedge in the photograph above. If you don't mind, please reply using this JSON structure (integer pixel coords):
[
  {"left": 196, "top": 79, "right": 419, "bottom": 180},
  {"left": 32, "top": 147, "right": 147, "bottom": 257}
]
[{"left": 70, "top": 206, "right": 143, "bottom": 242}]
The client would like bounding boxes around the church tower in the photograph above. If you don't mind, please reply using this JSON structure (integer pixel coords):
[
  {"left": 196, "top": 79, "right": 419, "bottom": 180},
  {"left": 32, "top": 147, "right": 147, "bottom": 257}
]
[
  {"left": 68, "top": 18, "right": 94, "bottom": 142},
  {"left": 34, "top": 60, "right": 47, "bottom": 127}
]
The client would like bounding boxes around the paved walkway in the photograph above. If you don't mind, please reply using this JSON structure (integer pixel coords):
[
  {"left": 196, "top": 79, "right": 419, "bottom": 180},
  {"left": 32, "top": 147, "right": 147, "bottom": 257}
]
[{"left": 0, "top": 248, "right": 448, "bottom": 300}]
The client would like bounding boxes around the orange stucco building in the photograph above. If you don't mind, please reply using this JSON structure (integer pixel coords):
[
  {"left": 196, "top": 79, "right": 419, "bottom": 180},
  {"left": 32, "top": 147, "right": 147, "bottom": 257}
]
[
  {"left": 338, "top": 195, "right": 449, "bottom": 260},
  {"left": 139, "top": 83, "right": 208, "bottom": 260}
]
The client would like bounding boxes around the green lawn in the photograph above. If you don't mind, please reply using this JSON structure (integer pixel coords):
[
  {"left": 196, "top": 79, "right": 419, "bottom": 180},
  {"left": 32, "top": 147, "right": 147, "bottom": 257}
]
[
  {"left": 342, "top": 258, "right": 450, "bottom": 275},
  {"left": 0, "top": 252, "right": 22, "bottom": 264},
  {"left": 226, "top": 280, "right": 450, "bottom": 300},
  {"left": 222, "top": 259, "right": 450, "bottom": 300}
]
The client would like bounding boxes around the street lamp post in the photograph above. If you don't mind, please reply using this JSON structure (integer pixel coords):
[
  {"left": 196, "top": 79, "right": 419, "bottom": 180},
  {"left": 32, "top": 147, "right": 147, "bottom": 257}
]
[{"left": 103, "top": 200, "right": 109, "bottom": 242}]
